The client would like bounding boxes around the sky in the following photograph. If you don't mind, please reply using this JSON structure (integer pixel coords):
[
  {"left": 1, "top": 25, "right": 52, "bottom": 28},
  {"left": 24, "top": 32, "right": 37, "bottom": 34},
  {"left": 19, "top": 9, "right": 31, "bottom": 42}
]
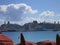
[
  {"left": 0, "top": 0, "right": 60, "bottom": 44},
  {"left": 0, "top": 0, "right": 60, "bottom": 25}
]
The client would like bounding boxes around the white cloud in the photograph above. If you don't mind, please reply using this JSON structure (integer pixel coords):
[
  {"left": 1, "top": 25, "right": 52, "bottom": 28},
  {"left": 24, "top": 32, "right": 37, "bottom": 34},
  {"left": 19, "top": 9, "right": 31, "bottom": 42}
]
[
  {"left": 0, "top": 3, "right": 38, "bottom": 22},
  {"left": 0, "top": 16, "right": 59, "bottom": 25},
  {"left": 40, "top": 11, "right": 54, "bottom": 17},
  {"left": 0, "top": 19, "right": 5, "bottom": 25},
  {"left": 20, "top": 17, "right": 44, "bottom": 24},
  {"left": 0, "top": 5, "right": 8, "bottom": 12},
  {"left": 0, "top": 3, "right": 38, "bottom": 14}
]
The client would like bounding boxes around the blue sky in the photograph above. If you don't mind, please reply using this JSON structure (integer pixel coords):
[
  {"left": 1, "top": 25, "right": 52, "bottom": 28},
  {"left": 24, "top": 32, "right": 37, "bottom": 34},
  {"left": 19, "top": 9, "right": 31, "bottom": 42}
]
[
  {"left": 0, "top": 0, "right": 60, "bottom": 44},
  {"left": 0, "top": 0, "right": 60, "bottom": 25}
]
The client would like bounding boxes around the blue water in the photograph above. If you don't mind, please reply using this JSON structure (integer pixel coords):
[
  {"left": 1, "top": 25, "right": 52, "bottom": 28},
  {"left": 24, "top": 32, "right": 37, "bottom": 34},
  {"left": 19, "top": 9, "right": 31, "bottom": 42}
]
[{"left": 2, "top": 31, "right": 60, "bottom": 44}]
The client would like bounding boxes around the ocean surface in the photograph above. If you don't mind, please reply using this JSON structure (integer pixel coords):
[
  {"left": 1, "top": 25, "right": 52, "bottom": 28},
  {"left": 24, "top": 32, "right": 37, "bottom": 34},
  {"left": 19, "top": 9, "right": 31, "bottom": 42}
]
[{"left": 2, "top": 31, "right": 60, "bottom": 44}]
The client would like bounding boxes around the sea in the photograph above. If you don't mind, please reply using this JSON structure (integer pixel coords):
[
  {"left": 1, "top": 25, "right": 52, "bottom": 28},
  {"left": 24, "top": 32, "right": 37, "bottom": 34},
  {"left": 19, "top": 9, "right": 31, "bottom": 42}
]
[{"left": 2, "top": 31, "right": 60, "bottom": 44}]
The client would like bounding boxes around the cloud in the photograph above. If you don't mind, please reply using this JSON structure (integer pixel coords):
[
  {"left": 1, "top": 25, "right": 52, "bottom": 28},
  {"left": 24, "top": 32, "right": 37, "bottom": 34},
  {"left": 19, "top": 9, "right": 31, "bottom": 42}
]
[
  {"left": 0, "top": 19, "right": 5, "bottom": 25},
  {"left": 0, "top": 3, "right": 38, "bottom": 14},
  {"left": 0, "top": 5, "right": 8, "bottom": 12},
  {"left": 40, "top": 11, "right": 54, "bottom": 17},
  {"left": 19, "top": 17, "right": 44, "bottom": 25},
  {"left": 0, "top": 3, "right": 38, "bottom": 21}
]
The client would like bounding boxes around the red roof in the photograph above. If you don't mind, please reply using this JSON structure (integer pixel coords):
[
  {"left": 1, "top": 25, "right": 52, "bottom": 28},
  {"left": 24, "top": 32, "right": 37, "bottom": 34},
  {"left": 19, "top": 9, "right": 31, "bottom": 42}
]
[
  {"left": 0, "top": 34, "right": 13, "bottom": 41},
  {"left": 0, "top": 34, "right": 14, "bottom": 45},
  {"left": 25, "top": 41, "right": 37, "bottom": 45},
  {"left": 42, "top": 40, "right": 55, "bottom": 43},
  {"left": 37, "top": 40, "right": 56, "bottom": 45},
  {"left": 17, "top": 41, "right": 37, "bottom": 45}
]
